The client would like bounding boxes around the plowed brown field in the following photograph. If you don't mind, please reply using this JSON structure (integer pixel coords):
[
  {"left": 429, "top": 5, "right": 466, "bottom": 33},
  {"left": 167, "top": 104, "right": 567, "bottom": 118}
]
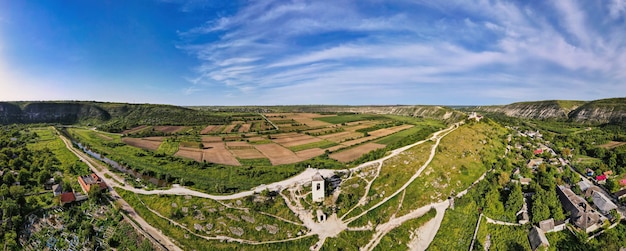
[
  {"left": 330, "top": 143, "right": 386, "bottom": 163},
  {"left": 122, "top": 137, "right": 162, "bottom": 151}
]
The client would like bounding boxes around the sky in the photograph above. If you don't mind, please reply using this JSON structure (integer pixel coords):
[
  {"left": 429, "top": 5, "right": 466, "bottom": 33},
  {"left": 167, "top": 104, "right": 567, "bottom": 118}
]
[{"left": 0, "top": 0, "right": 625, "bottom": 106}]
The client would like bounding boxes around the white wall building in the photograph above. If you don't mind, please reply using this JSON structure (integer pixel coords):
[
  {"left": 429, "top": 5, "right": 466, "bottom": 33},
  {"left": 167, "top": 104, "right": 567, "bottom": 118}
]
[{"left": 312, "top": 172, "right": 325, "bottom": 203}]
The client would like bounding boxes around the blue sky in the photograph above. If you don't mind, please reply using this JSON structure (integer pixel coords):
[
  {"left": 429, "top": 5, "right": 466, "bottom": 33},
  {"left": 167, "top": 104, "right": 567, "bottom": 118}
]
[{"left": 1, "top": 0, "right": 625, "bottom": 105}]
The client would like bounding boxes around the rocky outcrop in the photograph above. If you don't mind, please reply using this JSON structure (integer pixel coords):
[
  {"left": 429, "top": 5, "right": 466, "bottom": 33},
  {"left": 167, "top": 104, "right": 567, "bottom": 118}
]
[
  {"left": 291, "top": 105, "right": 466, "bottom": 123},
  {"left": 472, "top": 98, "right": 626, "bottom": 124},
  {"left": 568, "top": 98, "right": 626, "bottom": 124},
  {"left": 475, "top": 101, "right": 572, "bottom": 120}
]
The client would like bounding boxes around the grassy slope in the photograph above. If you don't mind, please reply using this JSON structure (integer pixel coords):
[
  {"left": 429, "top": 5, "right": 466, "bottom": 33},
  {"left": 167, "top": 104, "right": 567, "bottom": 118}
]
[{"left": 116, "top": 188, "right": 317, "bottom": 251}]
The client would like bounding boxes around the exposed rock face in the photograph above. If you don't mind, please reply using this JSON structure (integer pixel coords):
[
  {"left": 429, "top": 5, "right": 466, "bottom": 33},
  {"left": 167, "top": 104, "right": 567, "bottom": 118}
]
[
  {"left": 472, "top": 98, "right": 626, "bottom": 124},
  {"left": 292, "top": 105, "right": 467, "bottom": 123}
]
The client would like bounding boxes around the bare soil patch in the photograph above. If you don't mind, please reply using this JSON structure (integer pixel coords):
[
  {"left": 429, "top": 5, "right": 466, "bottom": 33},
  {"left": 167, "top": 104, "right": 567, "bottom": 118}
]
[
  {"left": 153, "top": 126, "right": 188, "bottom": 133},
  {"left": 599, "top": 141, "right": 626, "bottom": 149},
  {"left": 330, "top": 143, "right": 386, "bottom": 163},
  {"left": 254, "top": 143, "right": 301, "bottom": 165},
  {"left": 201, "top": 136, "right": 222, "bottom": 143},
  {"left": 221, "top": 124, "right": 238, "bottom": 133},
  {"left": 202, "top": 143, "right": 241, "bottom": 166},
  {"left": 122, "top": 125, "right": 149, "bottom": 135},
  {"left": 238, "top": 123, "right": 251, "bottom": 133},
  {"left": 272, "top": 134, "right": 322, "bottom": 147},
  {"left": 231, "top": 149, "right": 266, "bottom": 159},
  {"left": 225, "top": 141, "right": 253, "bottom": 148},
  {"left": 143, "top": 136, "right": 166, "bottom": 142},
  {"left": 122, "top": 137, "right": 162, "bottom": 151},
  {"left": 200, "top": 125, "right": 223, "bottom": 134},
  {"left": 295, "top": 148, "right": 325, "bottom": 160},
  {"left": 175, "top": 147, "right": 203, "bottom": 162},
  {"left": 319, "top": 131, "right": 363, "bottom": 143}
]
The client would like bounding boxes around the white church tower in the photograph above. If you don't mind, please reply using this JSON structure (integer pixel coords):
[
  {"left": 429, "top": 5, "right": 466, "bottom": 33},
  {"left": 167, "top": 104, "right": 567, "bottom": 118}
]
[{"left": 312, "top": 172, "right": 325, "bottom": 203}]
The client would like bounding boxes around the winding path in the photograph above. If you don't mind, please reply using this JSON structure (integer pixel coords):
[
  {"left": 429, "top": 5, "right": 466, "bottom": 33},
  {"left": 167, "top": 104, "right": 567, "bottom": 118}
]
[{"left": 59, "top": 123, "right": 464, "bottom": 250}]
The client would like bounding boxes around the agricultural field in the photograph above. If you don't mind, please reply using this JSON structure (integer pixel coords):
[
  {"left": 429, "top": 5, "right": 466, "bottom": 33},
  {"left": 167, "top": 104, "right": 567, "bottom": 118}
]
[
  {"left": 330, "top": 143, "right": 387, "bottom": 163},
  {"left": 122, "top": 137, "right": 162, "bottom": 151},
  {"left": 92, "top": 112, "right": 433, "bottom": 167}
]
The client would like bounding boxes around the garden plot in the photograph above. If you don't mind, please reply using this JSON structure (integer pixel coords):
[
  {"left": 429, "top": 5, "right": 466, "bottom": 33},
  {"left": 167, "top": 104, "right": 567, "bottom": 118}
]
[
  {"left": 202, "top": 143, "right": 241, "bottom": 166},
  {"left": 272, "top": 134, "right": 322, "bottom": 147},
  {"left": 320, "top": 131, "right": 364, "bottom": 143},
  {"left": 238, "top": 123, "right": 252, "bottom": 133},
  {"left": 222, "top": 124, "right": 238, "bottom": 133},
  {"left": 254, "top": 143, "right": 301, "bottom": 165},
  {"left": 122, "top": 125, "right": 150, "bottom": 134},
  {"left": 122, "top": 137, "right": 162, "bottom": 151},
  {"left": 153, "top": 126, "right": 188, "bottom": 133},
  {"left": 175, "top": 147, "right": 203, "bottom": 162},
  {"left": 294, "top": 148, "right": 325, "bottom": 160},
  {"left": 200, "top": 125, "right": 225, "bottom": 134},
  {"left": 330, "top": 143, "right": 387, "bottom": 163},
  {"left": 201, "top": 136, "right": 222, "bottom": 143}
]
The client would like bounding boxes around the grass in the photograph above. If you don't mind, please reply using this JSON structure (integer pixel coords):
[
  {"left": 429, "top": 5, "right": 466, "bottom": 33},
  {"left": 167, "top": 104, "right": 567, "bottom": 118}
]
[
  {"left": 116, "top": 188, "right": 317, "bottom": 250},
  {"left": 397, "top": 122, "right": 506, "bottom": 215},
  {"left": 138, "top": 193, "right": 307, "bottom": 241},
  {"left": 28, "top": 127, "right": 91, "bottom": 177},
  {"left": 323, "top": 230, "right": 375, "bottom": 250},
  {"left": 574, "top": 155, "right": 602, "bottom": 165},
  {"left": 373, "top": 208, "right": 437, "bottom": 251},
  {"left": 239, "top": 158, "right": 273, "bottom": 167},
  {"left": 349, "top": 140, "right": 433, "bottom": 217},
  {"left": 348, "top": 191, "right": 402, "bottom": 228},
  {"left": 428, "top": 197, "right": 480, "bottom": 251},
  {"left": 375, "top": 126, "right": 430, "bottom": 145},
  {"left": 157, "top": 140, "right": 179, "bottom": 155},
  {"left": 288, "top": 140, "right": 337, "bottom": 152},
  {"left": 335, "top": 174, "right": 369, "bottom": 218},
  {"left": 314, "top": 114, "right": 389, "bottom": 124}
]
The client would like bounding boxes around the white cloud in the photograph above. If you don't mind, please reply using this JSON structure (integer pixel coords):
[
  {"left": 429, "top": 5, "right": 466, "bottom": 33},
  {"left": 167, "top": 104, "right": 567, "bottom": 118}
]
[
  {"left": 609, "top": 0, "right": 626, "bottom": 19},
  {"left": 177, "top": 0, "right": 626, "bottom": 105}
]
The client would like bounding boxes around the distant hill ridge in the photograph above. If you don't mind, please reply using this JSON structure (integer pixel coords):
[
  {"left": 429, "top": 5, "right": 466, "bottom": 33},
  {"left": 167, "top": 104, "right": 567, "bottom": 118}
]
[{"left": 471, "top": 97, "right": 626, "bottom": 124}]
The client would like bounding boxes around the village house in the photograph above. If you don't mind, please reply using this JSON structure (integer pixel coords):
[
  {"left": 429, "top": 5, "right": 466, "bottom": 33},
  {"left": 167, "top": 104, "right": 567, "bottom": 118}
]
[
  {"left": 60, "top": 192, "right": 75, "bottom": 205},
  {"left": 78, "top": 173, "right": 107, "bottom": 194},
  {"left": 52, "top": 184, "right": 63, "bottom": 196},
  {"left": 539, "top": 218, "right": 568, "bottom": 233},
  {"left": 527, "top": 159, "right": 543, "bottom": 169},
  {"left": 528, "top": 226, "right": 549, "bottom": 251},
  {"left": 578, "top": 180, "right": 592, "bottom": 193},
  {"left": 614, "top": 189, "right": 626, "bottom": 201},
  {"left": 556, "top": 186, "right": 603, "bottom": 233},
  {"left": 590, "top": 190, "right": 617, "bottom": 215},
  {"left": 596, "top": 174, "right": 607, "bottom": 184}
]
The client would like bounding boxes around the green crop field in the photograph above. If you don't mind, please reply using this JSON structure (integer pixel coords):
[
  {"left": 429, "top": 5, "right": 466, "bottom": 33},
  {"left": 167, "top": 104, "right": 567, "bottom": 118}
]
[
  {"left": 287, "top": 139, "right": 337, "bottom": 152},
  {"left": 314, "top": 114, "right": 389, "bottom": 124}
]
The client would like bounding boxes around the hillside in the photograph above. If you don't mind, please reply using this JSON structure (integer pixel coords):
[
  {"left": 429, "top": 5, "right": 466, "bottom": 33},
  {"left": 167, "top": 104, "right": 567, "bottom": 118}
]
[
  {"left": 0, "top": 101, "right": 233, "bottom": 132},
  {"left": 470, "top": 98, "right": 625, "bottom": 124},
  {"left": 193, "top": 105, "right": 467, "bottom": 124}
]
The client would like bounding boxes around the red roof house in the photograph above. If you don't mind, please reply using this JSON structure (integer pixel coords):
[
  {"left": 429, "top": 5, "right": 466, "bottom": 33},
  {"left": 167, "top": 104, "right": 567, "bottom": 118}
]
[
  {"left": 596, "top": 174, "right": 607, "bottom": 184},
  {"left": 534, "top": 149, "right": 543, "bottom": 155},
  {"left": 60, "top": 192, "right": 76, "bottom": 205},
  {"left": 78, "top": 173, "right": 107, "bottom": 193},
  {"left": 620, "top": 179, "right": 626, "bottom": 186}
]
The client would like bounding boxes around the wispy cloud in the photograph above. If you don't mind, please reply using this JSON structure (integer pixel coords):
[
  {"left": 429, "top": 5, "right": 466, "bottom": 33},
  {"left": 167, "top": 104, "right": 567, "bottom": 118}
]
[{"left": 176, "top": 0, "right": 626, "bottom": 105}]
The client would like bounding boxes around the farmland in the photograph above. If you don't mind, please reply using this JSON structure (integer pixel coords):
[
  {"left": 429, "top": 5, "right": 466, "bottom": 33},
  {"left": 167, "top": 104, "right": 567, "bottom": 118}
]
[
  {"left": 65, "top": 112, "right": 446, "bottom": 195},
  {"left": 71, "top": 112, "right": 442, "bottom": 168}
]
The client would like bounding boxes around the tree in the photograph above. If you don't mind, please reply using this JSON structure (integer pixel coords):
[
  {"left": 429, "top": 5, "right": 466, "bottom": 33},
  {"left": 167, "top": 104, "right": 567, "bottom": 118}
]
[
  {"left": 505, "top": 183, "right": 524, "bottom": 214},
  {"left": 531, "top": 201, "right": 550, "bottom": 224}
]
